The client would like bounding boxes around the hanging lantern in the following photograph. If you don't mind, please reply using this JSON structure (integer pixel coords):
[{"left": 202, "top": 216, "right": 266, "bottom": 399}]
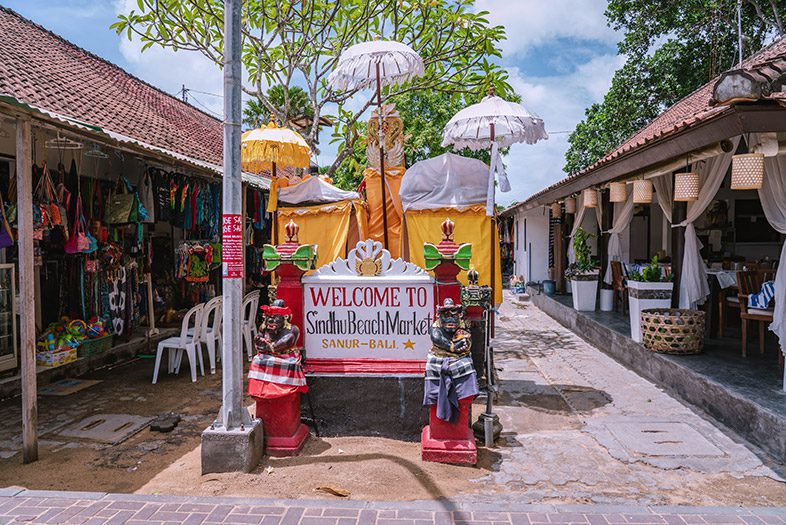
[
  {"left": 674, "top": 172, "right": 700, "bottom": 202},
  {"left": 731, "top": 153, "right": 765, "bottom": 190},
  {"left": 632, "top": 179, "right": 653, "bottom": 204},
  {"left": 565, "top": 196, "right": 576, "bottom": 214},
  {"left": 550, "top": 202, "right": 561, "bottom": 216},
  {"left": 583, "top": 188, "right": 598, "bottom": 208},
  {"left": 609, "top": 182, "right": 627, "bottom": 202}
]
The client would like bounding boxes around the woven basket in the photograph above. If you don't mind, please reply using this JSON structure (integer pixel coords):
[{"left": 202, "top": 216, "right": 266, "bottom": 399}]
[
  {"left": 78, "top": 335, "right": 113, "bottom": 358},
  {"left": 640, "top": 308, "right": 705, "bottom": 354}
]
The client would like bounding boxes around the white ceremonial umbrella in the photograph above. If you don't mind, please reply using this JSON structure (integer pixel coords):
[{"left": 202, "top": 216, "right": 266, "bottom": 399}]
[
  {"left": 442, "top": 89, "right": 547, "bottom": 448},
  {"left": 442, "top": 91, "right": 548, "bottom": 215},
  {"left": 329, "top": 38, "right": 424, "bottom": 249}
]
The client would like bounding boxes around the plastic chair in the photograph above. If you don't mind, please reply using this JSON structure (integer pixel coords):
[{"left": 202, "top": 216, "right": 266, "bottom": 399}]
[
  {"left": 153, "top": 303, "right": 204, "bottom": 383},
  {"left": 242, "top": 290, "right": 261, "bottom": 361},
  {"left": 189, "top": 296, "right": 222, "bottom": 374}
]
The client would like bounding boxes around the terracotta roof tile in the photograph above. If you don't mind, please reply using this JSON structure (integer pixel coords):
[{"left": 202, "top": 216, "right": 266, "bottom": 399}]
[
  {"left": 512, "top": 35, "right": 786, "bottom": 210},
  {"left": 0, "top": 6, "right": 223, "bottom": 166}
]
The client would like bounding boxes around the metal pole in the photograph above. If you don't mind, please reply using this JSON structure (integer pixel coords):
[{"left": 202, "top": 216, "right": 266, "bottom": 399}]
[
  {"left": 17, "top": 116, "right": 37, "bottom": 463},
  {"left": 219, "top": 0, "right": 249, "bottom": 431},
  {"left": 375, "top": 62, "right": 390, "bottom": 250}
]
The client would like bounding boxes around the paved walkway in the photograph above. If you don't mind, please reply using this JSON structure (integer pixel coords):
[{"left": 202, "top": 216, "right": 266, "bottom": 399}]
[{"left": 2, "top": 488, "right": 786, "bottom": 525}]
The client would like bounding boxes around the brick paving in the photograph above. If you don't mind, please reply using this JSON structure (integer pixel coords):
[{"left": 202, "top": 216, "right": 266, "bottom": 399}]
[{"left": 0, "top": 489, "right": 785, "bottom": 525}]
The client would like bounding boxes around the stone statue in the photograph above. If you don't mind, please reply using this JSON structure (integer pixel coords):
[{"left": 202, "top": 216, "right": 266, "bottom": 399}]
[
  {"left": 248, "top": 299, "right": 307, "bottom": 400},
  {"left": 423, "top": 298, "right": 479, "bottom": 423},
  {"left": 430, "top": 298, "right": 471, "bottom": 356},
  {"left": 255, "top": 299, "right": 301, "bottom": 356}
]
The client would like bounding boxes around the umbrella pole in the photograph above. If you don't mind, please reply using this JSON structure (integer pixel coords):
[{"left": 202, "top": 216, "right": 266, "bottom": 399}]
[
  {"left": 375, "top": 62, "right": 390, "bottom": 250},
  {"left": 272, "top": 162, "right": 278, "bottom": 246},
  {"left": 484, "top": 121, "right": 498, "bottom": 448}
]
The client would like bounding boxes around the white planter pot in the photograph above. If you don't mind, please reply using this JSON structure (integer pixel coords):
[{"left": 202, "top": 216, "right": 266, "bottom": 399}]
[
  {"left": 599, "top": 289, "right": 614, "bottom": 311},
  {"left": 628, "top": 280, "right": 674, "bottom": 342},
  {"left": 570, "top": 273, "right": 598, "bottom": 311}
]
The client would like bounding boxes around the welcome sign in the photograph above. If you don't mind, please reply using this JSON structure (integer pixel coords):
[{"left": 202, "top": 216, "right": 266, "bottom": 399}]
[{"left": 302, "top": 240, "right": 435, "bottom": 373}]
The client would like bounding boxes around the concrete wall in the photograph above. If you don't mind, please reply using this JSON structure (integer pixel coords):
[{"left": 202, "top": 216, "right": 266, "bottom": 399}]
[{"left": 510, "top": 206, "right": 550, "bottom": 283}]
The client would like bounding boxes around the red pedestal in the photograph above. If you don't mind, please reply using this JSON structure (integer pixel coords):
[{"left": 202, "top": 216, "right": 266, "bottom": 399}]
[
  {"left": 433, "top": 261, "right": 462, "bottom": 307},
  {"left": 253, "top": 393, "right": 309, "bottom": 457},
  {"left": 421, "top": 397, "right": 477, "bottom": 465}
]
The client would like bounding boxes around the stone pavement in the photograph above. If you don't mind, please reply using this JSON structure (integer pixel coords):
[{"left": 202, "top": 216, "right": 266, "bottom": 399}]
[
  {"left": 3, "top": 488, "right": 786, "bottom": 525},
  {"left": 467, "top": 297, "right": 783, "bottom": 505}
]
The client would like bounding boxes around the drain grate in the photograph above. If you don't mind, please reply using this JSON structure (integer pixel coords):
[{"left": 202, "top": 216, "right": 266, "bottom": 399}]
[{"left": 56, "top": 414, "right": 152, "bottom": 445}]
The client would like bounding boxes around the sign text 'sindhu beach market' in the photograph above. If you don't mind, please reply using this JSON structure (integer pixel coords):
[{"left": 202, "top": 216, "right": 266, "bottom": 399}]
[{"left": 302, "top": 240, "right": 435, "bottom": 367}]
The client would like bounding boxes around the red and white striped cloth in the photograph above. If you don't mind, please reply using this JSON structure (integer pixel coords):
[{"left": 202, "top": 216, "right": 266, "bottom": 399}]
[{"left": 248, "top": 352, "right": 308, "bottom": 400}]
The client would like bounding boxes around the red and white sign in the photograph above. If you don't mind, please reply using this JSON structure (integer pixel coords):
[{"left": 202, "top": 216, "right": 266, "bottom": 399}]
[{"left": 222, "top": 213, "right": 243, "bottom": 279}]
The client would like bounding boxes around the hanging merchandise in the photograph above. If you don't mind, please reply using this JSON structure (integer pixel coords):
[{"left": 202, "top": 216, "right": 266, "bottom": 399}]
[
  {"left": 107, "top": 176, "right": 150, "bottom": 224},
  {"left": 68, "top": 196, "right": 97, "bottom": 254},
  {"left": 108, "top": 266, "right": 128, "bottom": 337},
  {"left": 175, "top": 241, "right": 214, "bottom": 283},
  {"left": 139, "top": 169, "right": 156, "bottom": 223},
  {"left": 0, "top": 191, "right": 14, "bottom": 249}
]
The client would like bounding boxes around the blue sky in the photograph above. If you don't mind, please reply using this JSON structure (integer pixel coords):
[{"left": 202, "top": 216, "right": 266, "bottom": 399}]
[{"left": 3, "top": 0, "right": 623, "bottom": 205}]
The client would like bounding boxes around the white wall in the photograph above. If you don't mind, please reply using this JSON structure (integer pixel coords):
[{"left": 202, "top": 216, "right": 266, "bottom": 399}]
[{"left": 511, "top": 206, "right": 551, "bottom": 284}]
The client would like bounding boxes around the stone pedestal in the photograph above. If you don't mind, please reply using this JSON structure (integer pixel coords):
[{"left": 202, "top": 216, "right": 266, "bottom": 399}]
[
  {"left": 201, "top": 419, "right": 263, "bottom": 474},
  {"left": 421, "top": 397, "right": 477, "bottom": 466},
  {"left": 254, "top": 393, "right": 309, "bottom": 456}
]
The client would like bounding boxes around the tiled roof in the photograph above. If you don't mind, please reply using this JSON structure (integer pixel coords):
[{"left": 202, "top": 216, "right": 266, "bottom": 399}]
[
  {"left": 513, "top": 34, "right": 786, "bottom": 211},
  {"left": 0, "top": 6, "right": 224, "bottom": 167}
]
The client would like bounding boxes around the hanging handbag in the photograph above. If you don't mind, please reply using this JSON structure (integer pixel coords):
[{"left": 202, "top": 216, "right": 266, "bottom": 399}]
[
  {"left": 107, "top": 177, "right": 137, "bottom": 224},
  {"left": 65, "top": 196, "right": 90, "bottom": 254}
]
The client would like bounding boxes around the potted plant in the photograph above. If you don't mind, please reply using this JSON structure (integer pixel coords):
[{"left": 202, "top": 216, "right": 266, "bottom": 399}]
[
  {"left": 627, "top": 256, "right": 675, "bottom": 342},
  {"left": 565, "top": 227, "right": 599, "bottom": 311}
]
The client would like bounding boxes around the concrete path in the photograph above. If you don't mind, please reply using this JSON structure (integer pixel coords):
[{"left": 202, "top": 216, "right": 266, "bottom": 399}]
[
  {"left": 469, "top": 296, "right": 784, "bottom": 505},
  {"left": 3, "top": 488, "right": 786, "bottom": 525}
]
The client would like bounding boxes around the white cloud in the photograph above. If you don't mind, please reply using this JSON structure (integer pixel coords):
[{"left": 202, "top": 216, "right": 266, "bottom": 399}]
[
  {"left": 114, "top": 0, "right": 224, "bottom": 116},
  {"left": 498, "top": 54, "right": 625, "bottom": 205},
  {"left": 475, "top": 0, "right": 618, "bottom": 57}
]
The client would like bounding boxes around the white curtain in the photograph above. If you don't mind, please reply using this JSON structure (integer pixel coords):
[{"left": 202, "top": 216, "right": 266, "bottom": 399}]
[
  {"left": 568, "top": 192, "right": 586, "bottom": 264},
  {"left": 759, "top": 153, "right": 786, "bottom": 354},
  {"left": 604, "top": 188, "right": 634, "bottom": 284},
  {"left": 675, "top": 137, "right": 740, "bottom": 308},
  {"left": 652, "top": 174, "right": 673, "bottom": 223}
]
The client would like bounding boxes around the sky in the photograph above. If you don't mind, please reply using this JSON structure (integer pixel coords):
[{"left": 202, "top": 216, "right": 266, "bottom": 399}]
[{"left": 2, "top": 0, "right": 623, "bottom": 205}]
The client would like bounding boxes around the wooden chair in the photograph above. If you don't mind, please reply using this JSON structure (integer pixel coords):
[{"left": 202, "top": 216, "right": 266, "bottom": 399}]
[
  {"left": 718, "top": 284, "right": 740, "bottom": 338},
  {"left": 737, "top": 270, "right": 775, "bottom": 357},
  {"left": 611, "top": 261, "right": 628, "bottom": 314}
]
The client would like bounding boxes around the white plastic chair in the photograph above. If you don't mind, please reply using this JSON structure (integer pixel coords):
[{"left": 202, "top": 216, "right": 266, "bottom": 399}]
[
  {"left": 190, "top": 296, "right": 222, "bottom": 374},
  {"left": 153, "top": 303, "right": 204, "bottom": 383},
  {"left": 242, "top": 290, "right": 261, "bottom": 361}
]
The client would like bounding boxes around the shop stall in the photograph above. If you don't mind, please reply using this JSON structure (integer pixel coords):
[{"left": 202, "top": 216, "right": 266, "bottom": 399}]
[{"left": 400, "top": 152, "right": 502, "bottom": 304}]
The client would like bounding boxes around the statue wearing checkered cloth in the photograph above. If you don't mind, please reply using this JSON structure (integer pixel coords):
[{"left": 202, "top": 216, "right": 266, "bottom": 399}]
[{"left": 248, "top": 299, "right": 308, "bottom": 399}]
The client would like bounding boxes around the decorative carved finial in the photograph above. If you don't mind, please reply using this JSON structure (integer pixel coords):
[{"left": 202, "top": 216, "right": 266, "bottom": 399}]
[
  {"left": 467, "top": 266, "right": 479, "bottom": 286},
  {"left": 441, "top": 218, "right": 455, "bottom": 242},
  {"left": 285, "top": 220, "right": 299, "bottom": 243}
]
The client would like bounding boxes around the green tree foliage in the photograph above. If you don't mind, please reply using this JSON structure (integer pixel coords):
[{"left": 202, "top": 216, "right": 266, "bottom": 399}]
[
  {"left": 242, "top": 85, "right": 314, "bottom": 130},
  {"left": 113, "top": 0, "right": 512, "bottom": 176},
  {"left": 564, "top": 0, "right": 786, "bottom": 175}
]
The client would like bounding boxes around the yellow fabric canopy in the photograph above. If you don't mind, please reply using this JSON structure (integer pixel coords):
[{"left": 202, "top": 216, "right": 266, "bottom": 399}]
[
  {"left": 363, "top": 166, "right": 405, "bottom": 259},
  {"left": 277, "top": 200, "right": 368, "bottom": 270},
  {"left": 241, "top": 120, "right": 311, "bottom": 173},
  {"left": 405, "top": 205, "right": 502, "bottom": 304}
]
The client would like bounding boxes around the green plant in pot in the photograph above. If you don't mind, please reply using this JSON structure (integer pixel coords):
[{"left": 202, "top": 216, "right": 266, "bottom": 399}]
[
  {"left": 627, "top": 256, "right": 674, "bottom": 283},
  {"left": 565, "top": 227, "right": 599, "bottom": 311},
  {"left": 627, "top": 255, "right": 675, "bottom": 343}
]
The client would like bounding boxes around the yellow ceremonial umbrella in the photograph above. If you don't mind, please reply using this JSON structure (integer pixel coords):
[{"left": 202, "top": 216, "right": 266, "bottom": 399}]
[{"left": 241, "top": 118, "right": 311, "bottom": 244}]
